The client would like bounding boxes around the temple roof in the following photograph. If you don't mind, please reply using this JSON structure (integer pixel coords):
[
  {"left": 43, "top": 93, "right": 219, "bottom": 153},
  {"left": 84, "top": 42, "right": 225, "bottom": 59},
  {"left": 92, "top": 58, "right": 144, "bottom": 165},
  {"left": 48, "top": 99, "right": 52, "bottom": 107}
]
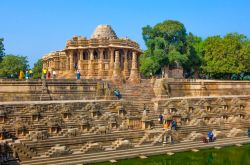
[{"left": 91, "top": 24, "right": 118, "bottom": 39}]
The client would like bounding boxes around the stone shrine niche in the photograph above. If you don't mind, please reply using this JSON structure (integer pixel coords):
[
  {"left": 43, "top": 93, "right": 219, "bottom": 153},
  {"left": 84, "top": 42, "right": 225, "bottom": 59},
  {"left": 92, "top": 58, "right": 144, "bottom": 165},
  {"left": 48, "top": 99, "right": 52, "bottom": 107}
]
[
  {"left": 117, "top": 105, "right": 126, "bottom": 117},
  {"left": 15, "top": 124, "right": 28, "bottom": 137},
  {"left": 61, "top": 109, "right": 71, "bottom": 120},
  {"left": 230, "top": 97, "right": 245, "bottom": 112},
  {"left": 168, "top": 103, "right": 177, "bottom": 113},
  {"left": 109, "top": 116, "right": 118, "bottom": 129},
  {"left": 0, "top": 110, "right": 6, "bottom": 123},
  {"left": 196, "top": 99, "right": 211, "bottom": 111},
  {"left": 79, "top": 120, "right": 90, "bottom": 131},
  {"left": 215, "top": 98, "right": 228, "bottom": 110},
  {"left": 141, "top": 115, "right": 152, "bottom": 130},
  {"left": 31, "top": 111, "right": 40, "bottom": 122}
]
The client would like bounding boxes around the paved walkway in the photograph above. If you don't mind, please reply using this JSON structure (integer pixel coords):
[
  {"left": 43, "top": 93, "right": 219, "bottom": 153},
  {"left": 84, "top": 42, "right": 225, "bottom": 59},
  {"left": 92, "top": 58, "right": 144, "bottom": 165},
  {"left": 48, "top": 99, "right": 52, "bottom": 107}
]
[
  {"left": 0, "top": 99, "right": 120, "bottom": 105},
  {"left": 22, "top": 136, "right": 250, "bottom": 165}
]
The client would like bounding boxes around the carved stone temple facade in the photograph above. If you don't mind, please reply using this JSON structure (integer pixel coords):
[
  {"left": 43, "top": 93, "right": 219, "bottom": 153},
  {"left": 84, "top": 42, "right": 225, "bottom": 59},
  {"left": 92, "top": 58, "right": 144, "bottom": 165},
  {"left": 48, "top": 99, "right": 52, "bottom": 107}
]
[{"left": 42, "top": 25, "right": 142, "bottom": 82}]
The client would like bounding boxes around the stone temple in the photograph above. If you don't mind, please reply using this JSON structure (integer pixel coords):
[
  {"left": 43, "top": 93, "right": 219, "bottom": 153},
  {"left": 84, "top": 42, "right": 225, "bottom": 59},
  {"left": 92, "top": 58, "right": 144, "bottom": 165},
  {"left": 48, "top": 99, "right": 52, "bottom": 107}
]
[{"left": 42, "top": 25, "right": 141, "bottom": 82}]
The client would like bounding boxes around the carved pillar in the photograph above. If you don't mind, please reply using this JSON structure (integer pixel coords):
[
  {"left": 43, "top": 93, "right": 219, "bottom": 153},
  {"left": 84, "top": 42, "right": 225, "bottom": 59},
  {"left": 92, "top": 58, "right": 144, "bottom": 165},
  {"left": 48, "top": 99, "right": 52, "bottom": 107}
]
[
  {"left": 98, "top": 48, "right": 104, "bottom": 78},
  {"left": 66, "top": 56, "right": 70, "bottom": 71},
  {"left": 123, "top": 49, "right": 129, "bottom": 79},
  {"left": 108, "top": 48, "right": 114, "bottom": 78},
  {"left": 88, "top": 49, "right": 94, "bottom": 77},
  {"left": 113, "top": 51, "right": 121, "bottom": 80},
  {"left": 69, "top": 50, "right": 74, "bottom": 72},
  {"left": 129, "top": 51, "right": 140, "bottom": 83},
  {"left": 78, "top": 49, "right": 83, "bottom": 71}
]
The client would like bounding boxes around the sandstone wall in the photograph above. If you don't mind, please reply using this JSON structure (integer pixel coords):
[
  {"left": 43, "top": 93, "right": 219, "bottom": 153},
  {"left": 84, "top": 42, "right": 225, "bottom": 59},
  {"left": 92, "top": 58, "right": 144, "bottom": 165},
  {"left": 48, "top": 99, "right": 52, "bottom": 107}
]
[
  {"left": 0, "top": 79, "right": 105, "bottom": 102},
  {"left": 154, "top": 78, "right": 250, "bottom": 97}
]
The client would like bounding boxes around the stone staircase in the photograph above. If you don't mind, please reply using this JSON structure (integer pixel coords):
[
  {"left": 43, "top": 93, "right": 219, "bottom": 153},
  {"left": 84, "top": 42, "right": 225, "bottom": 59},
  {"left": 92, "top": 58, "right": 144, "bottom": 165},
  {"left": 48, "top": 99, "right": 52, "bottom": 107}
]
[
  {"left": 21, "top": 136, "right": 250, "bottom": 165},
  {"left": 80, "top": 142, "right": 104, "bottom": 153},
  {"left": 9, "top": 141, "right": 37, "bottom": 161},
  {"left": 111, "top": 139, "right": 133, "bottom": 150},
  {"left": 108, "top": 79, "right": 156, "bottom": 117},
  {"left": 43, "top": 144, "right": 73, "bottom": 158}
]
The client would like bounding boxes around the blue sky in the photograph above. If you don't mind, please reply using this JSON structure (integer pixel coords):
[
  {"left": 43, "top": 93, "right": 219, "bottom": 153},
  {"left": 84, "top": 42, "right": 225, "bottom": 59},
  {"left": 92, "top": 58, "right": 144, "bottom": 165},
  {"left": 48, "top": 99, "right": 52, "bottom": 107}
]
[{"left": 1, "top": 0, "right": 250, "bottom": 67}]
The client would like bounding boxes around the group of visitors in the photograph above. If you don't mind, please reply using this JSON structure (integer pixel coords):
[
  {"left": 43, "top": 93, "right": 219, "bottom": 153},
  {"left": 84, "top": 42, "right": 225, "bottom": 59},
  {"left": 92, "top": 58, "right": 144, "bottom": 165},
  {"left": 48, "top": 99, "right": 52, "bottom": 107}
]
[
  {"left": 42, "top": 68, "right": 57, "bottom": 79},
  {"left": 158, "top": 114, "right": 177, "bottom": 130},
  {"left": 18, "top": 69, "right": 33, "bottom": 79},
  {"left": 202, "top": 131, "right": 216, "bottom": 143}
]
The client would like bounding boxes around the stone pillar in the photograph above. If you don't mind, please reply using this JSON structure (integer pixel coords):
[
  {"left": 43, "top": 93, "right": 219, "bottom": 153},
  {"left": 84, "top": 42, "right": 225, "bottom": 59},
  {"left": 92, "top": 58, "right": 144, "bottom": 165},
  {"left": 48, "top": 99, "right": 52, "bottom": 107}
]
[
  {"left": 69, "top": 50, "right": 74, "bottom": 72},
  {"left": 66, "top": 56, "right": 70, "bottom": 71},
  {"left": 123, "top": 49, "right": 129, "bottom": 79},
  {"left": 98, "top": 48, "right": 104, "bottom": 78},
  {"left": 88, "top": 49, "right": 94, "bottom": 77},
  {"left": 78, "top": 49, "right": 83, "bottom": 71},
  {"left": 129, "top": 51, "right": 140, "bottom": 83},
  {"left": 108, "top": 48, "right": 114, "bottom": 78},
  {"left": 113, "top": 51, "right": 121, "bottom": 80}
]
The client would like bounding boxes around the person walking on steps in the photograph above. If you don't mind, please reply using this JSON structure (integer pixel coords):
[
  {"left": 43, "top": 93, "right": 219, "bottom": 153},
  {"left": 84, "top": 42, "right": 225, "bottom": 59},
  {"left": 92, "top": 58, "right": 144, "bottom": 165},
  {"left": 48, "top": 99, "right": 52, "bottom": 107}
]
[{"left": 76, "top": 69, "right": 81, "bottom": 80}]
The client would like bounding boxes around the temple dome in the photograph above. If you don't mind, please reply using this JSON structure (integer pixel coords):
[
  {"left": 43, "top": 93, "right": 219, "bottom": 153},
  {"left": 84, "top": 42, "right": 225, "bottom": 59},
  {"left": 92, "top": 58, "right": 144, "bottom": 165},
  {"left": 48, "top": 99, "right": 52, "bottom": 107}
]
[{"left": 91, "top": 24, "right": 118, "bottom": 39}]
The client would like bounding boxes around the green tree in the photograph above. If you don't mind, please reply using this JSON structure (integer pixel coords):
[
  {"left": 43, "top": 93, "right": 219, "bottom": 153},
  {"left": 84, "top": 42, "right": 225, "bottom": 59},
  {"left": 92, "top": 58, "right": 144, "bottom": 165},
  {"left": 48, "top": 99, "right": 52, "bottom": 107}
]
[
  {"left": 32, "top": 59, "right": 43, "bottom": 79},
  {"left": 0, "top": 54, "right": 29, "bottom": 78},
  {"left": 202, "top": 33, "right": 250, "bottom": 79},
  {"left": 140, "top": 20, "right": 190, "bottom": 77},
  {"left": 0, "top": 38, "right": 5, "bottom": 62},
  {"left": 186, "top": 33, "right": 203, "bottom": 78}
]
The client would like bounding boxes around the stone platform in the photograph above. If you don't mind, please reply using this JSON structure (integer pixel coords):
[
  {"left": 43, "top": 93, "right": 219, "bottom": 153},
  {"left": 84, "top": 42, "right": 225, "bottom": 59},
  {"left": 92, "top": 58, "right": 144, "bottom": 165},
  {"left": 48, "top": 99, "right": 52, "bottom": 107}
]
[{"left": 0, "top": 78, "right": 249, "bottom": 163}]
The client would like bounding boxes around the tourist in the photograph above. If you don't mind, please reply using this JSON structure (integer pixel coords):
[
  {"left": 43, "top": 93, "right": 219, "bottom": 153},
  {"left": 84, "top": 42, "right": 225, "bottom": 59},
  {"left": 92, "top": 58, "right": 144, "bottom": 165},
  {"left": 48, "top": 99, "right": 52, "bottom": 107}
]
[
  {"left": 202, "top": 136, "right": 208, "bottom": 143},
  {"left": 25, "top": 70, "right": 30, "bottom": 79},
  {"left": 143, "top": 104, "right": 147, "bottom": 116},
  {"left": 171, "top": 120, "right": 177, "bottom": 130},
  {"left": 143, "top": 108, "right": 147, "bottom": 117},
  {"left": 76, "top": 69, "right": 81, "bottom": 80},
  {"left": 19, "top": 70, "right": 24, "bottom": 79},
  {"left": 208, "top": 131, "right": 214, "bottom": 142},
  {"left": 47, "top": 71, "right": 51, "bottom": 79},
  {"left": 74, "top": 63, "right": 78, "bottom": 71},
  {"left": 52, "top": 70, "right": 57, "bottom": 79},
  {"left": 159, "top": 114, "right": 163, "bottom": 124},
  {"left": 42, "top": 68, "right": 47, "bottom": 79},
  {"left": 248, "top": 128, "right": 250, "bottom": 137},
  {"left": 29, "top": 69, "right": 33, "bottom": 78},
  {"left": 114, "top": 89, "right": 121, "bottom": 99}
]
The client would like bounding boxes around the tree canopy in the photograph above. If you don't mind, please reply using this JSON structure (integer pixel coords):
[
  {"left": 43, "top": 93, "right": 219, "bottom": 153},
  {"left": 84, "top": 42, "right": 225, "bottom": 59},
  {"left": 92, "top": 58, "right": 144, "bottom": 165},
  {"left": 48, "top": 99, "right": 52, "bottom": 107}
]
[
  {"left": 32, "top": 59, "right": 43, "bottom": 79},
  {"left": 140, "top": 20, "right": 250, "bottom": 80},
  {"left": 202, "top": 33, "right": 250, "bottom": 79},
  {"left": 0, "top": 38, "right": 5, "bottom": 62},
  {"left": 0, "top": 55, "right": 29, "bottom": 78},
  {"left": 140, "top": 20, "right": 200, "bottom": 77}
]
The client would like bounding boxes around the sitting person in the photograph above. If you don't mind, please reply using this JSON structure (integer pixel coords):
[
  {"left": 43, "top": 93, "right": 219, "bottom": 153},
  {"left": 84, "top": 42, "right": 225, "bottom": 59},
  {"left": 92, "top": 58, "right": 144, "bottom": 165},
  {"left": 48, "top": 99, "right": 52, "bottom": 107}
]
[
  {"left": 202, "top": 136, "right": 208, "bottom": 143},
  {"left": 208, "top": 131, "right": 214, "bottom": 142},
  {"left": 114, "top": 89, "right": 121, "bottom": 99}
]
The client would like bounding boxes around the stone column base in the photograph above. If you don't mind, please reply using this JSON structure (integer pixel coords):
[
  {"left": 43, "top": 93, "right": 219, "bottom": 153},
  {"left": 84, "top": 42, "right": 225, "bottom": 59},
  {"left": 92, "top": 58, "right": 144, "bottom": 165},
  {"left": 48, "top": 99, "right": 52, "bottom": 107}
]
[{"left": 129, "top": 69, "right": 140, "bottom": 83}]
